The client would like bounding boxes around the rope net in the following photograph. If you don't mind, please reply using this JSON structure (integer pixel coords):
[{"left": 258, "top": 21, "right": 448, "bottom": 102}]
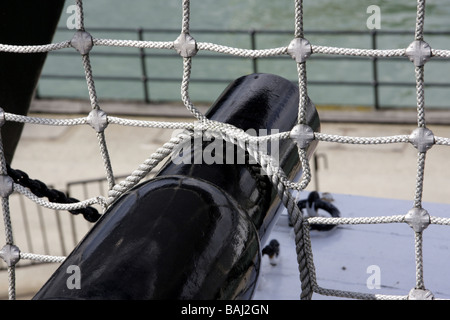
[{"left": 0, "top": 0, "right": 449, "bottom": 300}]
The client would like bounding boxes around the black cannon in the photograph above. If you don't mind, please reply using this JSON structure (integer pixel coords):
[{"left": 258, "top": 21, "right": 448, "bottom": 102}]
[{"left": 33, "top": 73, "right": 320, "bottom": 300}]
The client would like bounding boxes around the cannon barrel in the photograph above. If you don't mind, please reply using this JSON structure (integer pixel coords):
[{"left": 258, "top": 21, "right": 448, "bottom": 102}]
[{"left": 33, "top": 73, "right": 320, "bottom": 300}]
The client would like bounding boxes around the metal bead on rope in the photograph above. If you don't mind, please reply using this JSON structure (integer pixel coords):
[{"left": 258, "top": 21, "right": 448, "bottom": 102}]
[{"left": 0, "top": 244, "right": 20, "bottom": 267}]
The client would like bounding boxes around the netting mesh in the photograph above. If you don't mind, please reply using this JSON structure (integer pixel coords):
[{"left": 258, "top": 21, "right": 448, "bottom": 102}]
[{"left": 1, "top": 0, "right": 450, "bottom": 300}]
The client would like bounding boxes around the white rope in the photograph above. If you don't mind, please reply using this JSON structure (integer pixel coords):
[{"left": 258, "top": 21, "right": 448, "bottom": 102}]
[
  {"left": 294, "top": 0, "right": 304, "bottom": 38},
  {"left": 20, "top": 252, "right": 66, "bottom": 264},
  {"left": 14, "top": 184, "right": 107, "bottom": 212},
  {"left": 0, "top": 41, "right": 71, "bottom": 53},
  {"left": 107, "top": 116, "right": 195, "bottom": 130},
  {"left": 308, "top": 215, "right": 406, "bottom": 226},
  {"left": 75, "top": 0, "right": 85, "bottom": 31},
  {"left": 413, "top": 152, "right": 426, "bottom": 209},
  {"left": 93, "top": 38, "right": 174, "bottom": 50},
  {"left": 180, "top": 57, "right": 207, "bottom": 121},
  {"left": 96, "top": 131, "right": 115, "bottom": 190},
  {"left": 435, "top": 136, "right": 450, "bottom": 146},
  {"left": 107, "top": 131, "right": 193, "bottom": 203},
  {"left": 7, "top": 267, "right": 15, "bottom": 300},
  {"left": 415, "top": 0, "right": 426, "bottom": 41},
  {"left": 430, "top": 216, "right": 450, "bottom": 225},
  {"left": 415, "top": 66, "right": 426, "bottom": 128},
  {"left": 81, "top": 55, "right": 99, "bottom": 109},
  {"left": 431, "top": 49, "right": 450, "bottom": 58},
  {"left": 312, "top": 45, "right": 406, "bottom": 58},
  {"left": 315, "top": 133, "right": 410, "bottom": 145},
  {"left": 5, "top": 113, "right": 88, "bottom": 126},
  {"left": 197, "top": 42, "right": 288, "bottom": 58}
]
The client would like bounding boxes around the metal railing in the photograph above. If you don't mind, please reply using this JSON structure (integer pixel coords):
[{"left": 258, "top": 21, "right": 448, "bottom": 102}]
[{"left": 35, "top": 27, "right": 450, "bottom": 109}]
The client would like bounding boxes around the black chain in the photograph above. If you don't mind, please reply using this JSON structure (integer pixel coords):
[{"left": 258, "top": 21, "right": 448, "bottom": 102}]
[{"left": 6, "top": 165, "right": 101, "bottom": 223}]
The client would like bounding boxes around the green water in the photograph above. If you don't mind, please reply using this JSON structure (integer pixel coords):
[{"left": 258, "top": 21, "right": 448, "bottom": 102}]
[{"left": 38, "top": 0, "right": 450, "bottom": 109}]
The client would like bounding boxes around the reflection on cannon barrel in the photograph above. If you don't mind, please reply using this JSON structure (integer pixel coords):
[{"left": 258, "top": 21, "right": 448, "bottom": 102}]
[{"left": 33, "top": 73, "right": 320, "bottom": 300}]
